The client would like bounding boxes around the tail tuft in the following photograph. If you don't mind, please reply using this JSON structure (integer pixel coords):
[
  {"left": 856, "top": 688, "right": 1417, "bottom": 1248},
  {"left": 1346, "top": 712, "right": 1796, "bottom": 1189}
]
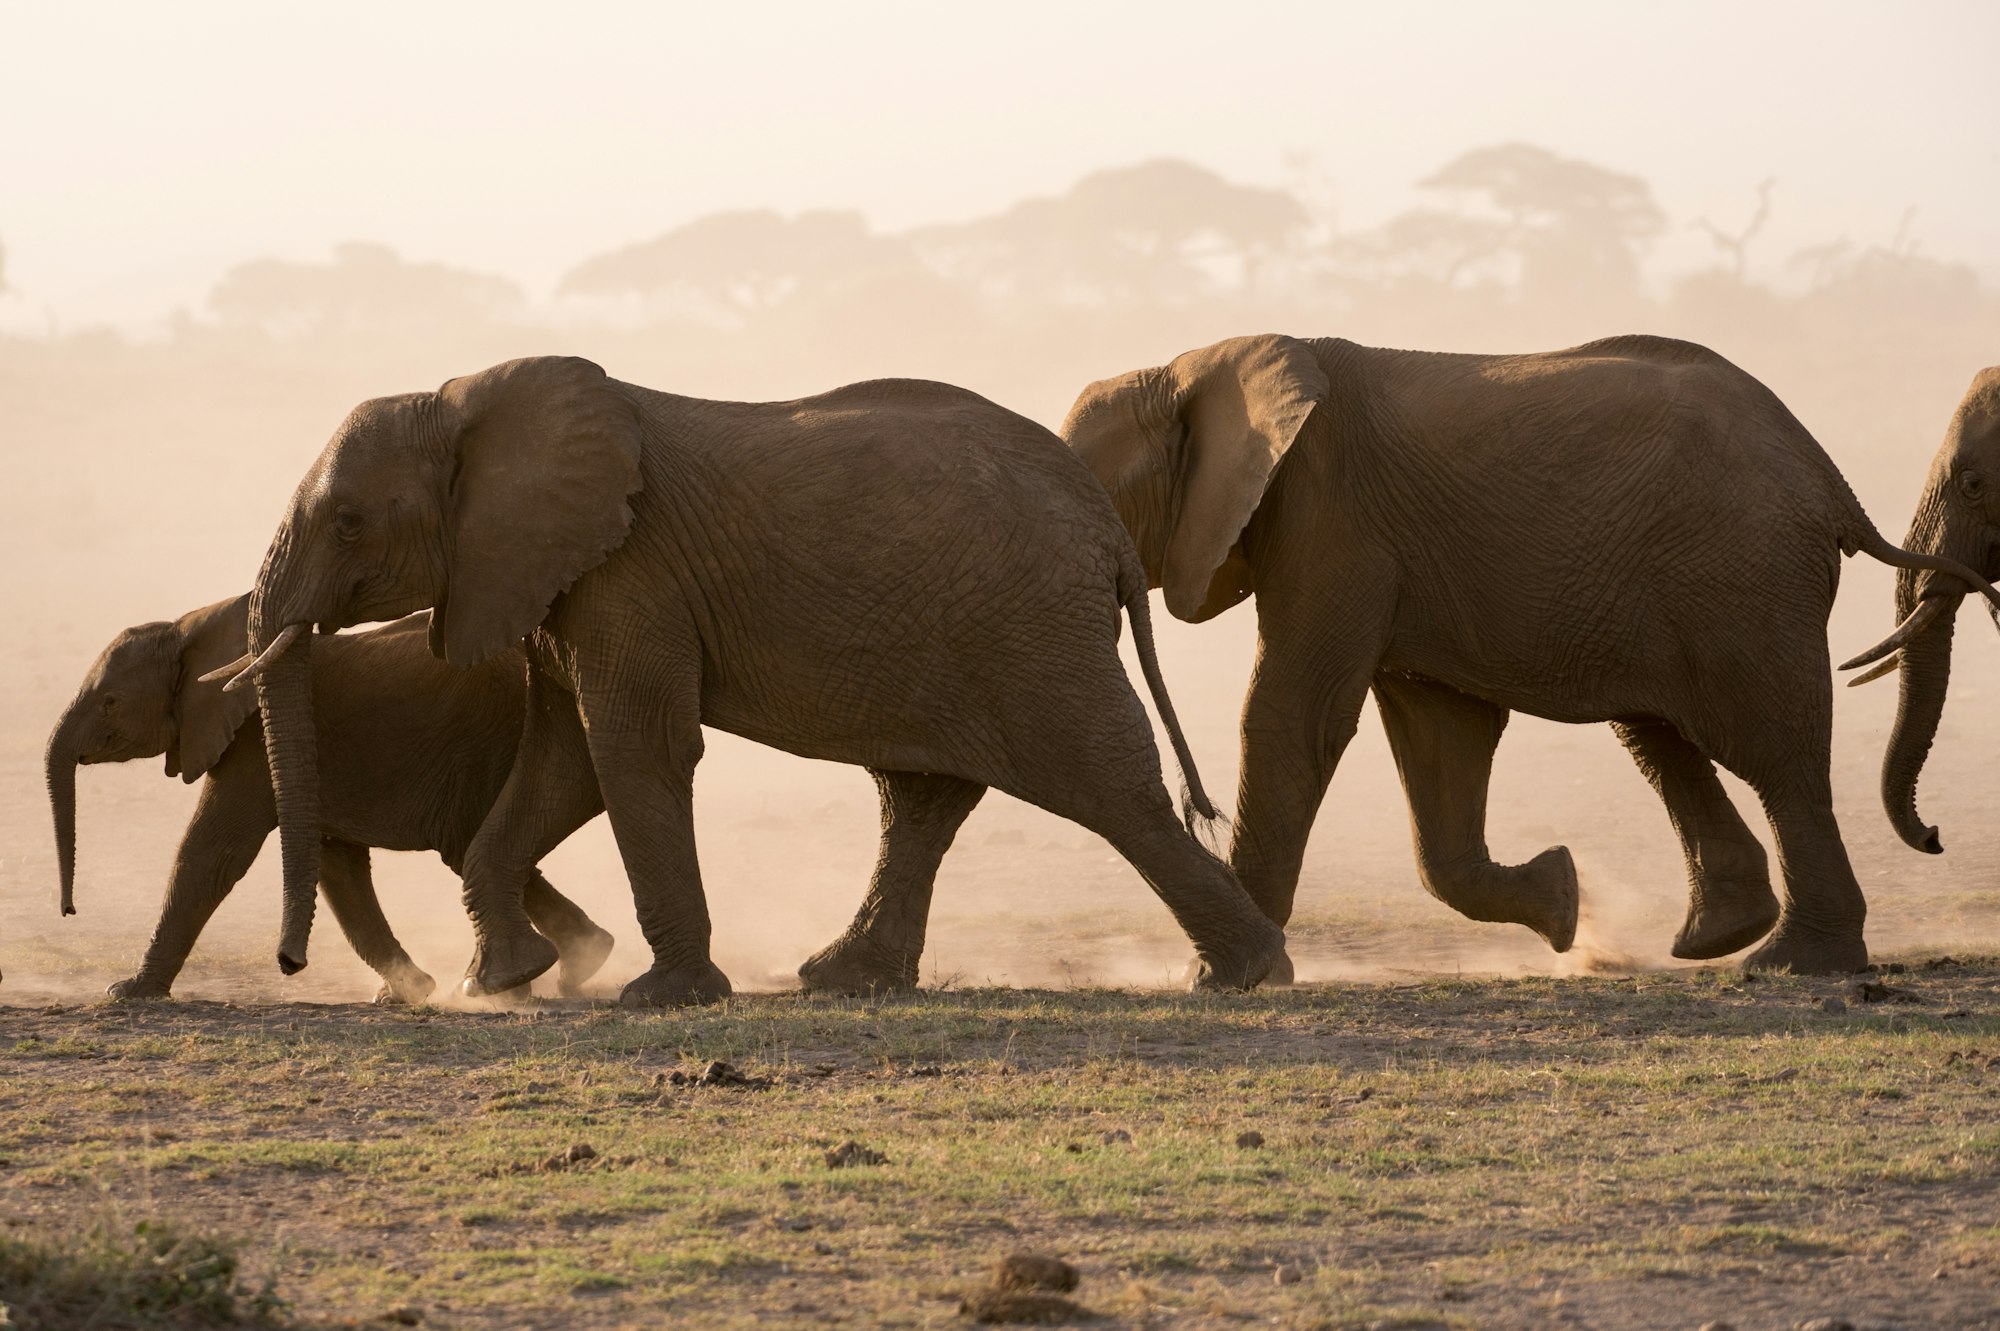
[{"left": 1179, "top": 779, "right": 1233, "bottom": 863}]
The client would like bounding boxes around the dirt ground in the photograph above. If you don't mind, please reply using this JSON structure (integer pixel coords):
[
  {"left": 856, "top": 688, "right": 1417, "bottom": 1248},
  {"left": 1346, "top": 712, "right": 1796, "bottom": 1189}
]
[{"left": 4, "top": 960, "right": 1998, "bottom": 1330}]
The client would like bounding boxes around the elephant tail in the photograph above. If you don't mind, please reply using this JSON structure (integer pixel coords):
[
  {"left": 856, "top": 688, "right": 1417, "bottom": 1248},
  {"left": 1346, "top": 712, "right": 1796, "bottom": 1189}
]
[
  {"left": 1850, "top": 525, "right": 2000, "bottom": 616},
  {"left": 1122, "top": 560, "right": 1229, "bottom": 852}
]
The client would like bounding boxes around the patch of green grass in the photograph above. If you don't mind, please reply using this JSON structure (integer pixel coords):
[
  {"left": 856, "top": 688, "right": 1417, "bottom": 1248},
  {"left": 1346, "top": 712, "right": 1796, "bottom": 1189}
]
[{"left": 0, "top": 1219, "right": 285, "bottom": 1329}]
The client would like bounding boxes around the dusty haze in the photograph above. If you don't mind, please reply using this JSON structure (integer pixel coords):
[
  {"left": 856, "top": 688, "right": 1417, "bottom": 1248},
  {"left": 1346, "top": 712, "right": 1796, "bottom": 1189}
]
[{"left": 3, "top": 4, "right": 1998, "bottom": 1002}]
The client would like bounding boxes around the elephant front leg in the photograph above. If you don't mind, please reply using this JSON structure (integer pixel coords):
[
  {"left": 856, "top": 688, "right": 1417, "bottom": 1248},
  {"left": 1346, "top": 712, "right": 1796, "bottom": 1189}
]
[
  {"left": 318, "top": 840, "right": 435, "bottom": 1004},
  {"left": 1374, "top": 673, "right": 1579, "bottom": 952},
  {"left": 589, "top": 724, "right": 729, "bottom": 1008},
  {"left": 112, "top": 778, "right": 273, "bottom": 999},
  {"left": 1612, "top": 719, "right": 1777, "bottom": 959},
  {"left": 799, "top": 771, "right": 986, "bottom": 995},
  {"left": 1227, "top": 637, "right": 1379, "bottom": 943}
]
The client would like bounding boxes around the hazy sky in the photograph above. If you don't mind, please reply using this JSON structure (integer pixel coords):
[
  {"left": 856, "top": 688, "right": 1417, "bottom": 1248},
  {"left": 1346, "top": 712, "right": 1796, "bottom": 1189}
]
[{"left": 4, "top": 0, "right": 1996, "bottom": 327}]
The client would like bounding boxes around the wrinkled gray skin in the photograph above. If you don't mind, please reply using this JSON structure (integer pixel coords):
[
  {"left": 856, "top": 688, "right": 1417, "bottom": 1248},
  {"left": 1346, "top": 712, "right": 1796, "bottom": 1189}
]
[
  {"left": 1061, "top": 334, "right": 2000, "bottom": 976},
  {"left": 239, "top": 357, "right": 1283, "bottom": 1005},
  {"left": 1872, "top": 368, "right": 2000, "bottom": 855},
  {"left": 44, "top": 594, "right": 614, "bottom": 1001}
]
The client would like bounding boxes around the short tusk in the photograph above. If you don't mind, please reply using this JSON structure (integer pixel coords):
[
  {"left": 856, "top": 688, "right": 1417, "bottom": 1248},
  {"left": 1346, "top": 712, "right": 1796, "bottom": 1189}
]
[
  {"left": 1839, "top": 598, "right": 1946, "bottom": 671},
  {"left": 197, "top": 652, "right": 253, "bottom": 684},
  {"left": 204, "top": 623, "right": 304, "bottom": 693},
  {"left": 1844, "top": 654, "right": 1900, "bottom": 687}
]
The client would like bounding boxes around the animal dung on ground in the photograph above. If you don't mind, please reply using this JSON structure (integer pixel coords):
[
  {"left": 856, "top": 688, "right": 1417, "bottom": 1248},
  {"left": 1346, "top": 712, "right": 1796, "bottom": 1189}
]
[
  {"left": 1849, "top": 980, "right": 1923, "bottom": 1004},
  {"left": 961, "top": 1254, "right": 1091, "bottom": 1323},
  {"left": 993, "top": 1253, "right": 1079, "bottom": 1292},
  {"left": 958, "top": 1289, "right": 1096, "bottom": 1324},
  {"left": 657, "top": 1060, "right": 773, "bottom": 1090},
  {"left": 824, "top": 1139, "right": 888, "bottom": 1168},
  {"left": 1235, "top": 1130, "right": 1266, "bottom": 1148}
]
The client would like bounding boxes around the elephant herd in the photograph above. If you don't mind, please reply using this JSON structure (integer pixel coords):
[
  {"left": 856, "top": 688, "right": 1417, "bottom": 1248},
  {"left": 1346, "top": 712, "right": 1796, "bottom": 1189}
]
[{"left": 37, "top": 335, "right": 2000, "bottom": 1003}]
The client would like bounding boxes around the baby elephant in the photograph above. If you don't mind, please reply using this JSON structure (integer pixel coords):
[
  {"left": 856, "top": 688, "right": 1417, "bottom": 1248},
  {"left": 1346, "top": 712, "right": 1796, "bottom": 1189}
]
[{"left": 44, "top": 594, "right": 614, "bottom": 1001}]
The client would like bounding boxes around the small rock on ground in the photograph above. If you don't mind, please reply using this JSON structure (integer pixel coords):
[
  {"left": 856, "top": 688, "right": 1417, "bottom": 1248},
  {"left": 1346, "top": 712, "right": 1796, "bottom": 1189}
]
[
  {"left": 1820, "top": 996, "right": 1848, "bottom": 1014},
  {"left": 1236, "top": 1130, "right": 1265, "bottom": 1148},
  {"left": 1274, "top": 1263, "right": 1303, "bottom": 1285}
]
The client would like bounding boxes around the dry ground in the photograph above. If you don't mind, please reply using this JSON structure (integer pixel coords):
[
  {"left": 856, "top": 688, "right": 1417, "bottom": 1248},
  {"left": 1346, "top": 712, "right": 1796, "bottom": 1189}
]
[{"left": 4, "top": 960, "right": 1998, "bottom": 1331}]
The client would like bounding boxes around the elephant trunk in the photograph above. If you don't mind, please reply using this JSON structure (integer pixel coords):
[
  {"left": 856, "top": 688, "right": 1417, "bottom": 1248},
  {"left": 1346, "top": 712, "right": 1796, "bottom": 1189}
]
[
  {"left": 249, "top": 581, "right": 318, "bottom": 975},
  {"left": 44, "top": 701, "right": 84, "bottom": 916},
  {"left": 1880, "top": 496, "right": 1968, "bottom": 853}
]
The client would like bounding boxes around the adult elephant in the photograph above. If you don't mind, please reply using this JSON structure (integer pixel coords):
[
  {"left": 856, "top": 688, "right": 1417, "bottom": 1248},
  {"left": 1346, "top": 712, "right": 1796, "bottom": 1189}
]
[
  {"left": 1060, "top": 333, "right": 2000, "bottom": 975},
  {"left": 1851, "top": 367, "right": 2000, "bottom": 853},
  {"left": 216, "top": 357, "right": 1283, "bottom": 1005},
  {"left": 44, "top": 595, "right": 614, "bottom": 1001}
]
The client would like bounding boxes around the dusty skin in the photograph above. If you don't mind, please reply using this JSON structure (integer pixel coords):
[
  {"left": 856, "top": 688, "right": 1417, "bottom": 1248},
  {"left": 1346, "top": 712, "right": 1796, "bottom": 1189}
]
[{"left": 3, "top": 961, "right": 1998, "bottom": 1330}]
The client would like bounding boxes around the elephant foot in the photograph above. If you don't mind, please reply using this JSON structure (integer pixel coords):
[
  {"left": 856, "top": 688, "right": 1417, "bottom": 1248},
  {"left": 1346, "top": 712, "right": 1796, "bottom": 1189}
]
[
  {"left": 798, "top": 933, "right": 919, "bottom": 996},
  {"left": 1672, "top": 881, "right": 1781, "bottom": 960},
  {"left": 1187, "top": 917, "right": 1288, "bottom": 992},
  {"left": 107, "top": 975, "right": 172, "bottom": 1001},
  {"left": 554, "top": 924, "right": 617, "bottom": 998},
  {"left": 462, "top": 927, "right": 560, "bottom": 999},
  {"left": 1506, "top": 846, "right": 1579, "bottom": 953},
  {"left": 373, "top": 965, "right": 437, "bottom": 1006},
  {"left": 618, "top": 959, "right": 733, "bottom": 1009},
  {"left": 1424, "top": 846, "right": 1579, "bottom": 953},
  {"left": 1741, "top": 919, "right": 1869, "bottom": 976}
]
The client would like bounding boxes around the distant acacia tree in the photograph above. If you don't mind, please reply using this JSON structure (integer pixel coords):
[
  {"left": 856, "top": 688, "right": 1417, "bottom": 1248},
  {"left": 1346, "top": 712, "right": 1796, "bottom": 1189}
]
[
  {"left": 558, "top": 210, "right": 917, "bottom": 323},
  {"left": 208, "top": 242, "right": 525, "bottom": 337},
  {"left": 907, "top": 159, "right": 1309, "bottom": 305},
  {"left": 1351, "top": 143, "right": 1665, "bottom": 306}
]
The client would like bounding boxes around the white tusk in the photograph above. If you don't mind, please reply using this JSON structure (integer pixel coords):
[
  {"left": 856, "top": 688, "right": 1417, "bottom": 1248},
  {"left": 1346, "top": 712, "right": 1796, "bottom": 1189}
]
[
  {"left": 1839, "top": 598, "right": 1946, "bottom": 671},
  {"left": 212, "top": 624, "right": 305, "bottom": 693},
  {"left": 1844, "top": 654, "right": 1900, "bottom": 687},
  {"left": 197, "top": 652, "right": 253, "bottom": 684}
]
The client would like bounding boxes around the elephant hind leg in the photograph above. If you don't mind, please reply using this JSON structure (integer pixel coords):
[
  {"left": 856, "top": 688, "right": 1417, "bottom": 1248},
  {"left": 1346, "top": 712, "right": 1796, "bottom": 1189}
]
[
  {"left": 798, "top": 770, "right": 986, "bottom": 995},
  {"left": 1690, "top": 687, "right": 1868, "bottom": 975},
  {"left": 522, "top": 872, "right": 616, "bottom": 998},
  {"left": 1374, "top": 673, "right": 1579, "bottom": 952},
  {"left": 319, "top": 840, "right": 435, "bottom": 1004},
  {"left": 1611, "top": 718, "right": 1777, "bottom": 960}
]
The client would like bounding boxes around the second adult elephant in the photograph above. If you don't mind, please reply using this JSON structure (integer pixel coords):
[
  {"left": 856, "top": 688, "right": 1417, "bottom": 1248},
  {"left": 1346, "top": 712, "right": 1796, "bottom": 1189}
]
[
  {"left": 1854, "top": 366, "right": 2000, "bottom": 854},
  {"left": 45, "top": 596, "right": 614, "bottom": 1000},
  {"left": 219, "top": 357, "right": 1284, "bottom": 1004},
  {"left": 1061, "top": 333, "right": 2000, "bottom": 975}
]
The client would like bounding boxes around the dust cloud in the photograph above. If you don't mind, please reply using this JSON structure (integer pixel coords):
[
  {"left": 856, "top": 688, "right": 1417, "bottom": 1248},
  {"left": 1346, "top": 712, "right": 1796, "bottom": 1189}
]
[{"left": 4, "top": 147, "right": 1999, "bottom": 1005}]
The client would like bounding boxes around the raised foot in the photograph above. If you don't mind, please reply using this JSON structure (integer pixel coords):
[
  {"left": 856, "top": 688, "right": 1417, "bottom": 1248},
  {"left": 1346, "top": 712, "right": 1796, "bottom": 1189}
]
[
  {"left": 1513, "top": 846, "right": 1580, "bottom": 953},
  {"left": 554, "top": 924, "right": 617, "bottom": 998},
  {"left": 1672, "top": 881, "right": 1781, "bottom": 960},
  {"left": 462, "top": 927, "right": 560, "bottom": 999},
  {"left": 1741, "top": 920, "right": 1869, "bottom": 976},
  {"left": 1188, "top": 918, "right": 1288, "bottom": 992},
  {"left": 797, "top": 934, "right": 919, "bottom": 996},
  {"left": 619, "top": 960, "right": 733, "bottom": 1008},
  {"left": 373, "top": 965, "right": 437, "bottom": 1006},
  {"left": 106, "top": 975, "right": 172, "bottom": 1001}
]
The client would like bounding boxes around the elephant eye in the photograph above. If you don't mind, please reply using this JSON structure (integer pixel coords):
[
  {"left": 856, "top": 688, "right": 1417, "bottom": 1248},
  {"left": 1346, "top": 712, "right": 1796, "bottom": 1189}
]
[
  {"left": 1959, "top": 471, "right": 1986, "bottom": 502},
  {"left": 333, "top": 507, "right": 365, "bottom": 539}
]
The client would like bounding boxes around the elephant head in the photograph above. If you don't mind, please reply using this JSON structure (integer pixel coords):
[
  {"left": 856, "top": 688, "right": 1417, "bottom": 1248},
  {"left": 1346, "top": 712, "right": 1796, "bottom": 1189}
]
[
  {"left": 1060, "top": 334, "right": 1329, "bottom": 622},
  {"left": 1867, "top": 367, "right": 2000, "bottom": 854},
  {"left": 216, "top": 356, "right": 643, "bottom": 974},
  {"left": 47, "top": 595, "right": 259, "bottom": 916}
]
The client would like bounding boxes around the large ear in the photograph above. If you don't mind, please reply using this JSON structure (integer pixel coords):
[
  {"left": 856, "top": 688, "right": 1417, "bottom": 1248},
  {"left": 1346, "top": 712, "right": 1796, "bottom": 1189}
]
[
  {"left": 171, "top": 595, "right": 259, "bottom": 782},
  {"left": 1157, "top": 334, "right": 1327, "bottom": 622},
  {"left": 429, "top": 357, "right": 645, "bottom": 667}
]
